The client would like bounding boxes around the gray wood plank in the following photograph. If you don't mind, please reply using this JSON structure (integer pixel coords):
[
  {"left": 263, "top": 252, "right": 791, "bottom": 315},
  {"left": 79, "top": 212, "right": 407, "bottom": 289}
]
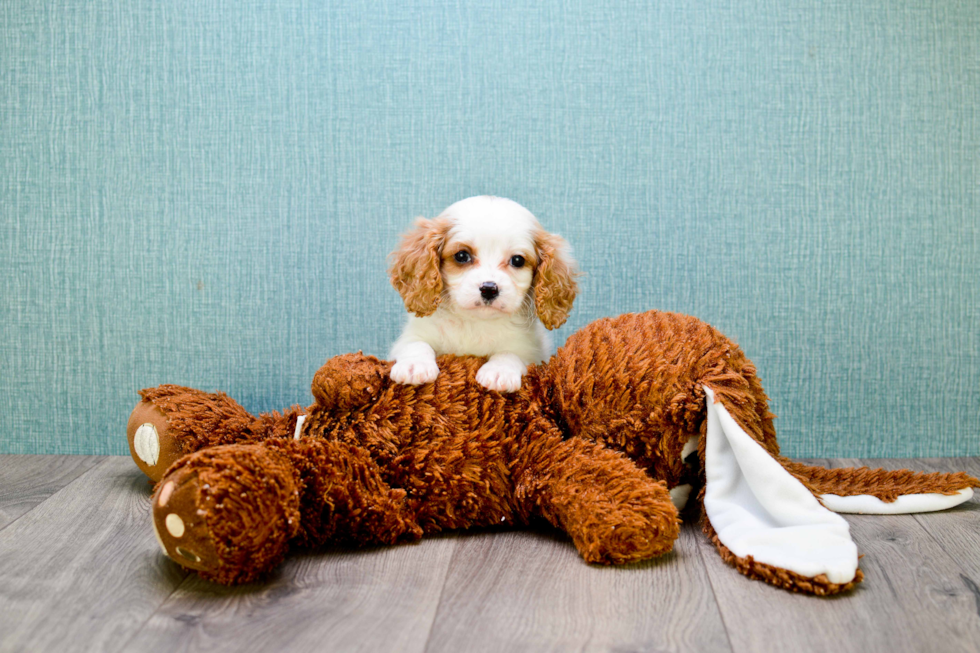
[
  {"left": 696, "top": 458, "right": 980, "bottom": 653},
  {"left": 3, "top": 456, "right": 978, "bottom": 653},
  {"left": 424, "top": 523, "right": 732, "bottom": 653},
  {"left": 0, "top": 457, "right": 187, "bottom": 653},
  {"left": 121, "top": 536, "right": 459, "bottom": 653},
  {"left": 860, "top": 458, "right": 980, "bottom": 610},
  {"left": 0, "top": 455, "right": 106, "bottom": 531}
]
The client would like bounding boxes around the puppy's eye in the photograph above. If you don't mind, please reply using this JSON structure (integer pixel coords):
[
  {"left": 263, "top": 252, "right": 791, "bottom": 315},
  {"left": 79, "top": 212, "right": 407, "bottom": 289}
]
[
  {"left": 453, "top": 251, "right": 472, "bottom": 264},
  {"left": 509, "top": 255, "right": 526, "bottom": 268}
]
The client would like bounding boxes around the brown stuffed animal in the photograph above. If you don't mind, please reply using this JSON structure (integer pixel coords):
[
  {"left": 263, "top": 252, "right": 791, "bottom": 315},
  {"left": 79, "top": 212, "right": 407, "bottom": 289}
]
[{"left": 128, "top": 311, "right": 978, "bottom": 594}]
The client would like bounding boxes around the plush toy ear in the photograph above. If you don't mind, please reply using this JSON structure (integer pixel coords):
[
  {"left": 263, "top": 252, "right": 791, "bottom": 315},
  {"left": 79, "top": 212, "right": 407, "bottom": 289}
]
[
  {"left": 700, "top": 385, "right": 978, "bottom": 594},
  {"left": 701, "top": 386, "right": 860, "bottom": 590},
  {"left": 388, "top": 217, "right": 451, "bottom": 317},
  {"left": 311, "top": 353, "right": 389, "bottom": 412},
  {"left": 532, "top": 230, "right": 579, "bottom": 330}
]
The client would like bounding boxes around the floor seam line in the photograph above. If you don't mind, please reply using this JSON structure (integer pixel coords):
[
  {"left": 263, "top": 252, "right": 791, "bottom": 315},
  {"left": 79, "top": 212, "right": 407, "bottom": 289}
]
[
  {"left": 691, "top": 519, "right": 739, "bottom": 653},
  {"left": 0, "top": 456, "right": 111, "bottom": 535},
  {"left": 420, "top": 535, "right": 460, "bottom": 653},
  {"left": 113, "top": 572, "right": 193, "bottom": 653}
]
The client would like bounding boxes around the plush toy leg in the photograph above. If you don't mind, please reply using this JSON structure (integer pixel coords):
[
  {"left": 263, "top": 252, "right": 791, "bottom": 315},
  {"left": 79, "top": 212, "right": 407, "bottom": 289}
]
[
  {"left": 152, "top": 441, "right": 422, "bottom": 585},
  {"left": 516, "top": 427, "right": 681, "bottom": 565},
  {"left": 701, "top": 387, "right": 861, "bottom": 595},
  {"left": 782, "top": 460, "right": 978, "bottom": 514},
  {"left": 278, "top": 438, "right": 423, "bottom": 551},
  {"left": 152, "top": 444, "right": 302, "bottom": 584},
  {"left": 128, "top": 385, "right": 304, "bottom": 482}
]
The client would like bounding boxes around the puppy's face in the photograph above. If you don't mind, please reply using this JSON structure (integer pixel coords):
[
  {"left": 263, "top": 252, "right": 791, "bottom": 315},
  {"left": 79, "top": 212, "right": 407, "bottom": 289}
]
[
  {"left": 439, "top": 201, "right": 537, "bottom": 317},
  {"left": 389, "top": 196, "right": 578, "bottom": 329}
]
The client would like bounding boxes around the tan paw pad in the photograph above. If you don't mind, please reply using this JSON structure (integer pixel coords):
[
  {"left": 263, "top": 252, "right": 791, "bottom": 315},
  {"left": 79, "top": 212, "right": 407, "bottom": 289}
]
[{"left": 165, "top": 513, "right": 185, "bottom": 538}]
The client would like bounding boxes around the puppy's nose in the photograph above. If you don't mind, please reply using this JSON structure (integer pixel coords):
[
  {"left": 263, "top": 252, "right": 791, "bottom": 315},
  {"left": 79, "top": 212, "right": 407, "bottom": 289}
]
[{"left": 479, "top": 282, "right": 499, "bottom": 302}]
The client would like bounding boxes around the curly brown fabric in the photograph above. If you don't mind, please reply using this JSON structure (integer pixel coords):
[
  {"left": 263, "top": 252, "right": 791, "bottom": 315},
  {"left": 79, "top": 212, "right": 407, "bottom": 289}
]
[
  {"left": 782, "top": 459, "right": 980, "bottom": 502},
  {"left": 135, "top": 310, "right": 978, "bottom": 594}
]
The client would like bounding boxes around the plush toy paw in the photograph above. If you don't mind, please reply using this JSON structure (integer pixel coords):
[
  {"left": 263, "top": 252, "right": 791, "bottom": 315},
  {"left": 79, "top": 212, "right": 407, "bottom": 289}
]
[
  {"left": 390, "top": 358, "right": 439, "bottom": 385},
  {"left": 567, "top": 492, "right": 681, "bottom": 565},
  {"left": 152, "top": 444, "right": 301, "bottom": 585},
  {"left": 151, "top": 464, "right": 222, "bottom": 574},
  {"left": 579, "top": 518, "right": 679, "bottom": 565},
  {"left": 476, "top": 358, "right": 523, "bottom": 393},
  {"left": 311, "top": 353, "right": 387, "bottom": 410},
  {"left": 127, "top": 400, "right": 183, "bottom": 483}
]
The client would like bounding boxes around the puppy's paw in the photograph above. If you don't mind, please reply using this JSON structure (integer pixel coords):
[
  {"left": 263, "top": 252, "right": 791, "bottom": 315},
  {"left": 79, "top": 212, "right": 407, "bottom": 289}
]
[
  {"left": 476, "top": 360, "right": 523, "bottom": 393},
  {"left": 390, "top": 358, "right": 439, "bottom": 385}
]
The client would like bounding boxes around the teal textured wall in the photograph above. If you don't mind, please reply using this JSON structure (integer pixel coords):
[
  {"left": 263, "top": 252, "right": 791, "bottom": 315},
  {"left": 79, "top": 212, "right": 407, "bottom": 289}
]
[{"left": 1, "top": 0, "right": 977, "bottom": 457}]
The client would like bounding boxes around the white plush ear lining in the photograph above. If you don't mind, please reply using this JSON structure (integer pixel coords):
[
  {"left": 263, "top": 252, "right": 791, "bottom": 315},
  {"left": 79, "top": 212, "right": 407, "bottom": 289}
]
[
  {"left": 820, "top": 488, "right": 974, "bottom": 514},
  {"left": 702, "top": 386, "right": 859, "bottom": 584}
]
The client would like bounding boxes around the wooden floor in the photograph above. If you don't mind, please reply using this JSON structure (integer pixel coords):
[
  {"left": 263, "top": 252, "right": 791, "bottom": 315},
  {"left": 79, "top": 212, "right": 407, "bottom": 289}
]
[{"left": 1, "top": 456, "right": 979, "bottom": 653}]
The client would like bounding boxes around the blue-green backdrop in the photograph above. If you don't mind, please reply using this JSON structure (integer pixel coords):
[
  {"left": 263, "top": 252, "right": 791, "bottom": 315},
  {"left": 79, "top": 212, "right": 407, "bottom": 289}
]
[{"left": 1, "top": 0, "right": 977, "bottom": 457}]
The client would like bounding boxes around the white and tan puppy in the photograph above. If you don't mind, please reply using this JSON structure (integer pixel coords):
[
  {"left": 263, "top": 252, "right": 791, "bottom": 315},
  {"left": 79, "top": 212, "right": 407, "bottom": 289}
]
[{"left": 388, "top": 196, "right": 578, "bottom": 392}]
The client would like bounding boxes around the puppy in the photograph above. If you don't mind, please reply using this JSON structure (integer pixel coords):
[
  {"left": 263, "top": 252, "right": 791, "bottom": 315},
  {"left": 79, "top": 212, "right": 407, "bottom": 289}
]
[{"left": 388, "top": 196, "right": 578, "bottom": 392}]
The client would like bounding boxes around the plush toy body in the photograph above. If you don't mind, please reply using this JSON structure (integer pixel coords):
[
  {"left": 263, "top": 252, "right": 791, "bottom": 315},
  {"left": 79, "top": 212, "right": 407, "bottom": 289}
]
[{"left": 128, "top": 311, "right": 978, "bottom": 594}]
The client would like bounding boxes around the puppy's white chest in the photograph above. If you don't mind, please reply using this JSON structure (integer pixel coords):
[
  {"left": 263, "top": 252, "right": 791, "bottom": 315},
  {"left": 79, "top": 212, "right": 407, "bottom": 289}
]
[{"left": 432, "top": 315, "right": 526, "bottom": 357}]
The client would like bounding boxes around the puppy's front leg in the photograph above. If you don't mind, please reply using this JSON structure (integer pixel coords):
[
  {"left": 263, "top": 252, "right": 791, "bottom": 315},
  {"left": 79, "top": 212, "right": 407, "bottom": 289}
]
[
  {"left": 390, "top": 340, "right": 439, "bottom": 385},
  {"left": 476, "top": 352, "right": 525, "bottom": 393}
]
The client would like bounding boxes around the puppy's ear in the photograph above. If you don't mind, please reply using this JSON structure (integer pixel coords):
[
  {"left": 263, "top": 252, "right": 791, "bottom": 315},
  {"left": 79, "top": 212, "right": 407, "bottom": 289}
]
[
  {"left": 533, "top": 230, "right": 579, "bottom": 330},
  {"left": 388, "top": 217, "right": 451, "bottom": 317}
]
